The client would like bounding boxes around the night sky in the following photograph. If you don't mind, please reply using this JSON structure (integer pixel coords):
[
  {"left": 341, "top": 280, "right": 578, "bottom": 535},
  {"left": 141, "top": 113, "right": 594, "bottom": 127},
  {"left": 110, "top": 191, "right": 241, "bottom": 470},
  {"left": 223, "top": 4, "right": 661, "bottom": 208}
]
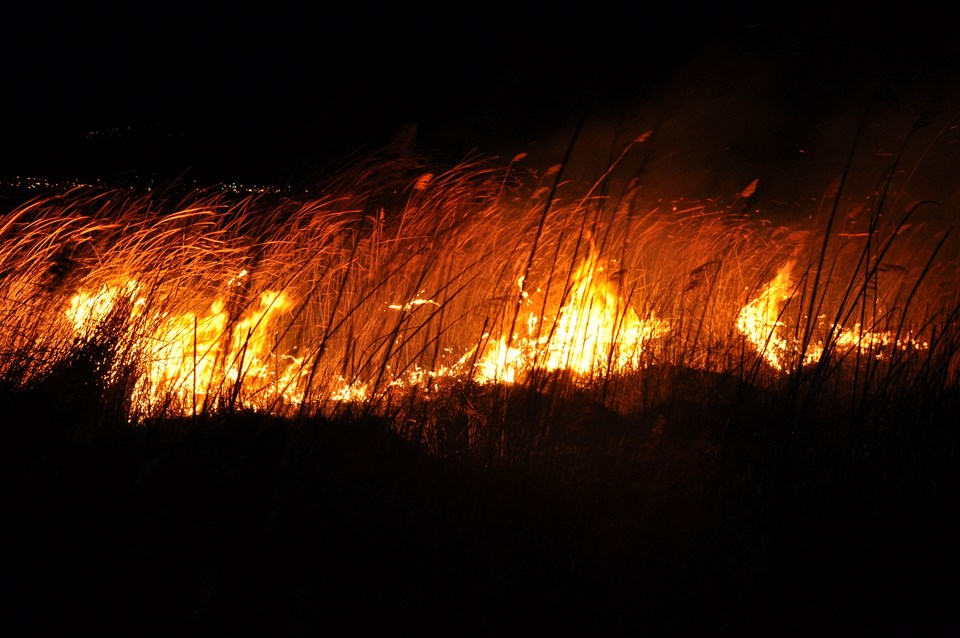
[{"left": 2, "top": 2, "right": 959, "bottom": 198}]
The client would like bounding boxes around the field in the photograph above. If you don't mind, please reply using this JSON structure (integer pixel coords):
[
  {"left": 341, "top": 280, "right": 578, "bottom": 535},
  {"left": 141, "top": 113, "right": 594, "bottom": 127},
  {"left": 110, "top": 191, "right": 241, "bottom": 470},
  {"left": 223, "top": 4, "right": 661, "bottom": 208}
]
[{"left": 3, "top": 125, "right": 959, "bottom": 634}]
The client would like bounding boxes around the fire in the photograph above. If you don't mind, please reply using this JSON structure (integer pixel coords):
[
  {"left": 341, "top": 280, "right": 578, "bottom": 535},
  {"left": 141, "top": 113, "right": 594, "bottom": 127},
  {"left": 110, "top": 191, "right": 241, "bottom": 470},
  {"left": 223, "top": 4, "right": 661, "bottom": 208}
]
[
  {"left": 736, "top": 263, "right": 794, "bottom": 370},
  {"left": 475, "top": 252, "right": 669, "bottom": 383},
  {"left": 61, "top": 253, "right": 930, "bottom": 416},
  {"left": 67, "top": 276, "right": 304, "bottom": 413},
  {"left": 67, "top": 281, "right": 145, "bottom": 331},
  {"left": 2, "top": 152, "right": 948, "bottom": 423},
  {"left": 143, "top": 289, "right": 300, "bottom": 411},
  {"left": 737, "top": 263, "right": 929, "bottom": 371},
  {"left": 61, "top": 250, "right": 674, "bottom": 412}
]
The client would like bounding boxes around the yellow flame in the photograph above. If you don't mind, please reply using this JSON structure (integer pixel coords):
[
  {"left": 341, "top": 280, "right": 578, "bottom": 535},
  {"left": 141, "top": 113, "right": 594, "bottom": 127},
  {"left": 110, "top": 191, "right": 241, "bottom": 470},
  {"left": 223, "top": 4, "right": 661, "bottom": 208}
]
[
  {"left": 67, "top": 281, "right": 144, "bottom": 331},
  {"left": 737, "top": 263, "right": 928, "bottom": 370},
  {"left": 140, "top": 289, "right": 297, "bottom": 411},
  {"left": 67, "top": 277, "right": 304, "bottom": 413},
  {"left": 65, "top": 259, "right": 929, "bottom": 415},
  {"left": 736, "top": 263, "right": 794, "bottom": 370},
  {"left": 388, "top": 297, "right": 440, "bottom": 311},
  {"left": 475, "top": 253, "right": 669, "bottom": 383}
]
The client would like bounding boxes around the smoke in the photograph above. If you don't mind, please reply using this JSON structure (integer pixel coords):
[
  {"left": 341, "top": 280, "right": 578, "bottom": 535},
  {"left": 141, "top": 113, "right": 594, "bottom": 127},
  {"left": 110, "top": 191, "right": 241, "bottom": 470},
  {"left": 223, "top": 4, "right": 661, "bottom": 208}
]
[{"left": 426, "top": 14, "right": 960, "bottom": 236}]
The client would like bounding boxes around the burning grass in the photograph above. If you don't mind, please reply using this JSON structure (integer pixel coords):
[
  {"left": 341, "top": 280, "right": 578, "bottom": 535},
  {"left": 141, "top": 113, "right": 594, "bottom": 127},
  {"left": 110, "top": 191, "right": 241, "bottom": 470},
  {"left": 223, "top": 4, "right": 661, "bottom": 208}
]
[
  {"left": 2, "top": 145, "right": 954, "bottom": 433},
  {"left": 3, "top": 140, "right": 959, "bottom": 634}
]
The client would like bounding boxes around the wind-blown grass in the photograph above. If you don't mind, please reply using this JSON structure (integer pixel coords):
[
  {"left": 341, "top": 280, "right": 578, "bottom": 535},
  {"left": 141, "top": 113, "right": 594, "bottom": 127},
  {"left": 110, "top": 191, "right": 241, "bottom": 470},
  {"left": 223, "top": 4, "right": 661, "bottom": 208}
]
[
  {"left": 2, "top": 136, "right": 959, "bottom": 634},
  {"left": 3, "top": 143, "right": 952, "bottom": 426}
]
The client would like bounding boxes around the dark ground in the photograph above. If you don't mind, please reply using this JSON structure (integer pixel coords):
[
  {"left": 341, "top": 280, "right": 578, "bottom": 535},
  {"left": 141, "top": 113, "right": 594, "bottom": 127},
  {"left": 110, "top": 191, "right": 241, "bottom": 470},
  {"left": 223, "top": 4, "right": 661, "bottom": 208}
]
[{"left": 3, "top": 374, "right": 959, "bottom": 637}]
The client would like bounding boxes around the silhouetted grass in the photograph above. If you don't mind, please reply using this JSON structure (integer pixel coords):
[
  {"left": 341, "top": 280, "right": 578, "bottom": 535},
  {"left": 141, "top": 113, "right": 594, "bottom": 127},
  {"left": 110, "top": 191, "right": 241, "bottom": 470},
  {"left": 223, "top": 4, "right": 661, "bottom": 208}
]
[{"left": 3, "top": 128, "right": 959, "bottom": 635}]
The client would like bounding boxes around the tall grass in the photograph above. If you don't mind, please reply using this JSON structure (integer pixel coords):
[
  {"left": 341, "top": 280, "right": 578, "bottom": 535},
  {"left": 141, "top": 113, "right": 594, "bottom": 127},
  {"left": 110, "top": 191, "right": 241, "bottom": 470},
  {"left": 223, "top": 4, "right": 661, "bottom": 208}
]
[
  {"left": 4, "top": 132, "right": 959, "bottom": 635},
  {"left": 0, "top": 136, "right": 956, "bottom": 448}
]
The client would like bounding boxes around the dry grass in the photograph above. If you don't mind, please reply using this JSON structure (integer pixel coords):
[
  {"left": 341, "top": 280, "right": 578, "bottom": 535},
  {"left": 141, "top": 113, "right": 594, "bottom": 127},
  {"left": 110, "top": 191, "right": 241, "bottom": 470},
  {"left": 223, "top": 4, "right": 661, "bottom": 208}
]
[
  {"left": 2, "top": 143, "right": 953, "bottom": 435},
  {"left": 3, "top": 135, "right": 959, "bottom": 635}
]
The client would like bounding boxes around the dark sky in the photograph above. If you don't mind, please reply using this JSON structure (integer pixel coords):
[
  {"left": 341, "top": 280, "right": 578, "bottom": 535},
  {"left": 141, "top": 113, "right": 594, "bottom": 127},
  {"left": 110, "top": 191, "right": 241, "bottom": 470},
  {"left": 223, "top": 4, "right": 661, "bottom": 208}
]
[{"left": 2, "top": 1, "right": 959, "bottom": 200}]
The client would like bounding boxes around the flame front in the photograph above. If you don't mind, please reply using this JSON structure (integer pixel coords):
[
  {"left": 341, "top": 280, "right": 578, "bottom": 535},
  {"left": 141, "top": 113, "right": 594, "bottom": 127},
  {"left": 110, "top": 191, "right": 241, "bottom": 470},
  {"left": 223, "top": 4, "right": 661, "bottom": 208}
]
[
  {"left": 60, "top": 253, "right": 931, "bottom": 414},
  {"left": 736, "top": 263, "right": 929, "bottom": 371},
  {"left": 63, "top": 252, "right": 674, "bottom": 411},
  {"left": 2, "top": 154, "right": 946, "bottom": 422},
  {"left": 736, "top": 263, "right": 794, "bottom": 370},
  {"left": 68, "top": 278, "right": 304, "bottom": 413},
  {"left": 476, "top": 253, "right": 669, "bottom": 383}
]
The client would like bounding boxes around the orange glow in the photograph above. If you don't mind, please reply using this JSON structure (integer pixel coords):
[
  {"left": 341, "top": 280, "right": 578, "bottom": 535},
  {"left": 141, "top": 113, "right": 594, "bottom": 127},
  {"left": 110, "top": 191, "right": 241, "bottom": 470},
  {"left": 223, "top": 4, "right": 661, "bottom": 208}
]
[
  {"left": 68, "top": 276, "right": 303, "bottom": 413},
  {"left": 1, "top": 153, "right": 948, "bottom": 422},
  {"left": 475, "top": 252, "right": 669, "bottom": 382},
  {"left": 58, "top": 239, "right": 934, "bottom": 412},
  {"left": 737, "top": 263, "right": 929, "bottom": 371},
  {"left": 736, "top": 263, "right": 794, "bottom": 370}
]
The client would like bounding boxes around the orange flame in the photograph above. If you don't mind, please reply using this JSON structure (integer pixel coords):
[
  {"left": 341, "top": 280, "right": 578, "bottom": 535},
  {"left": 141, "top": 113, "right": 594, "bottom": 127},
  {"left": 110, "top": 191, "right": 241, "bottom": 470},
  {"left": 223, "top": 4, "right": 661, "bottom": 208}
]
[
  {"left": 67, "top": 276, "right": 303, "bottom": 413},
  {"left": 476, "top": 253, "right": 669, "bottom": 382},
  {"left": 737, "top": 263, "right": 928, "bottom": 371},
  {"left": 736, "top": 263, "right": 794, "bottom": 370}
]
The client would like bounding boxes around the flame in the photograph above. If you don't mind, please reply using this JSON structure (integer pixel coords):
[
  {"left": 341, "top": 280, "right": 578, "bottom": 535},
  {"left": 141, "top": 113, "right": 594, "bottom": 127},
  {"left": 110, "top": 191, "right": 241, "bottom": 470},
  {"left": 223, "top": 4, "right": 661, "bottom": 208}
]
[
  {"left": 736, "top": 263, "right": 794, "bottom": 370},
  {"left": 475, "top": 252, "right": 669, "bottom": 383},
  {"left": 67, "top": 276, "right": 304, "bottom": 413},
  {"left": 737, "top": 263, "right": 928, "bottom": 371},
  {"left": 18, "top": 158, "right": 938, "bottom": 421},
  {"left": 62, "top": 258, "right": 929, "bottom": 415},
  {"left": 142, "top": 289, "right": 298, "bottom": 411},
  {"left": 67, "top": 281, "right": 145, "bottom": 330},
  {"left": 388, "top": 297, "right": 440, "bottom": 311}
]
